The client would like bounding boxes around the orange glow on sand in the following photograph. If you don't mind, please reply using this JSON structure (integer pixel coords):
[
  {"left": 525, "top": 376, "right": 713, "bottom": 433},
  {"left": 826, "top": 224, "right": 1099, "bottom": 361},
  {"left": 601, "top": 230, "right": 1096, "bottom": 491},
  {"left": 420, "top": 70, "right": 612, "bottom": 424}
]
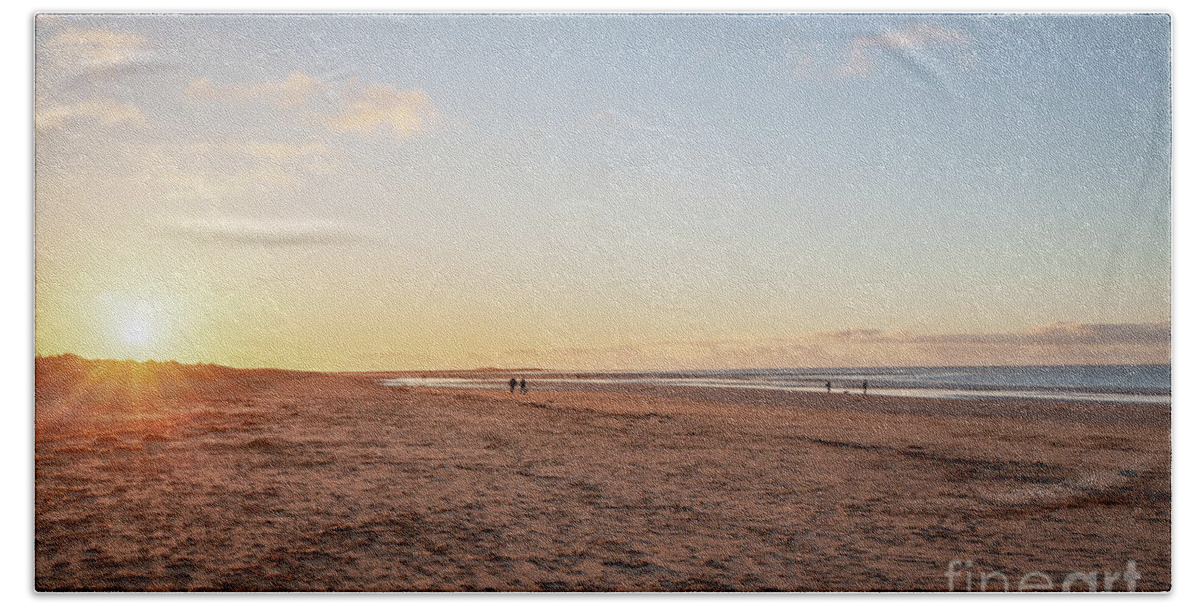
[{"left": 34, "top": 355, "right": 223, "bottom": 440}]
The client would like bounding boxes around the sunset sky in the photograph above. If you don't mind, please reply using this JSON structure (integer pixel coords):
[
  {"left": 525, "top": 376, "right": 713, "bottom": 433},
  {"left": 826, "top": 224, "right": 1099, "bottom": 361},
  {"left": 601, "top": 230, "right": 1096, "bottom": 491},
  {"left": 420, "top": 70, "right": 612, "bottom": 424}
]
[{"left": 34, "top": 13, "right": 1171, "bottom": 371}]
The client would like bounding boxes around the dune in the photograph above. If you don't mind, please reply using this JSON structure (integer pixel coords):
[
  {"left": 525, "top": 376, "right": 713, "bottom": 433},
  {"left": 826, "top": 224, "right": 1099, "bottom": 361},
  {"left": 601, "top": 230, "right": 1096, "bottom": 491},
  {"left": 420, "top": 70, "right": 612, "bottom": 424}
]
[{"left": 35, "top": 356, "right": 1169, "bottom": 591}]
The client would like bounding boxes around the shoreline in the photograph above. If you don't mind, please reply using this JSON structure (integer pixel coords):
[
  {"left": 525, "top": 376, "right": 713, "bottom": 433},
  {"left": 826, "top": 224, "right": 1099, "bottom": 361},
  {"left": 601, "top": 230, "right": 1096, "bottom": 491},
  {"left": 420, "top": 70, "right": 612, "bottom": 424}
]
[
  {"left": 369, "top": 363, "right": 1172, "bottom": 406},
  {"left": 379, "top": 376, "right": 1172, "bottom": 406}
]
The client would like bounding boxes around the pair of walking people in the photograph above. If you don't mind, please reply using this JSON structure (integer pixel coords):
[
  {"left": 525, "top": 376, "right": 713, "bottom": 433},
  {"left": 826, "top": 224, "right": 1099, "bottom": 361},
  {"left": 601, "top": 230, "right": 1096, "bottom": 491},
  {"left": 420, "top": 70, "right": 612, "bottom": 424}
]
[
  {"left": 823, "top": 380, "right": 868, "bottom": 394},
  {"left": 508, "top": 377, "right": 527, "bottom": 394}
]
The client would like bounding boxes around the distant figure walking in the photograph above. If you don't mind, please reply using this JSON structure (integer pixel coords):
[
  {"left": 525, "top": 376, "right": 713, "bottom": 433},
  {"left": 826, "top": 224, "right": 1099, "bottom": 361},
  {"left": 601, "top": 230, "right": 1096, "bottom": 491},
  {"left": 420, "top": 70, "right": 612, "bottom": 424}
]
[
  {"left": 825, "top": 380, "right": 832, "bottom": 393},
  {"left": 520, "top": 378, "right": 527, "bottom": 394},
  {"left": 509, "top": 378, "right": 517, "bottom": 394},
  {"left": 862, "top": 380, "right": 868, "bottom": 395}
]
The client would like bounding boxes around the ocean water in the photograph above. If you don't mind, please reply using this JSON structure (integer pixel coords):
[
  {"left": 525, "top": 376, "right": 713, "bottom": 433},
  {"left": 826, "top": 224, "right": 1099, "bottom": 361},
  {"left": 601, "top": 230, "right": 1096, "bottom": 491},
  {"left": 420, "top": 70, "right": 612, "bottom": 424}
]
[{"left": 381, "top": 364, "right": 1171, "bottom": 405}]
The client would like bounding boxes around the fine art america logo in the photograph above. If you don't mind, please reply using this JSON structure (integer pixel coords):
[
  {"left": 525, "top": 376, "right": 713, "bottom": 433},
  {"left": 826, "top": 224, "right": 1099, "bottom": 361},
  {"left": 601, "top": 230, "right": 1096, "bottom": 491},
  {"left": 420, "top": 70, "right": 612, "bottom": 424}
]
[{"left": 946, "top": 560, "right": 1141, "bottom": 592}]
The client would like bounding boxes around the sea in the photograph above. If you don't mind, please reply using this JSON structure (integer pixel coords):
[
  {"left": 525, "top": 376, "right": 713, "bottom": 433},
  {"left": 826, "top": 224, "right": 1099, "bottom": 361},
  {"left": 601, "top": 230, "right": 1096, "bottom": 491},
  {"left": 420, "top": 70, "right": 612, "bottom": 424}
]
[{"left": 381, "top": 364, "right": 1171, "bottom": 406}]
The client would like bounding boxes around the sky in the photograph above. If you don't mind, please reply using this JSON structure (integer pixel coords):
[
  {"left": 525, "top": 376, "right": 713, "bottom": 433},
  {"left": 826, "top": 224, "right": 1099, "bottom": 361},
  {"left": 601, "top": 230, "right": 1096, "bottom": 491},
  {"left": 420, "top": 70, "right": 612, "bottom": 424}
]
[{"left": 33, "top": 13, "right": 1171, "bottom": 371}]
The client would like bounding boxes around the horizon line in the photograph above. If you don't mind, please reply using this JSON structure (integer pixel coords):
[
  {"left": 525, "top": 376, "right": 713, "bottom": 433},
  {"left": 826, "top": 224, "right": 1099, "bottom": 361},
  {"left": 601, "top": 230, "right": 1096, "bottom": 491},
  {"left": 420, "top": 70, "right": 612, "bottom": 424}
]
[{"left": 34, "top": 352, "right": 1172, "bottom": 376}]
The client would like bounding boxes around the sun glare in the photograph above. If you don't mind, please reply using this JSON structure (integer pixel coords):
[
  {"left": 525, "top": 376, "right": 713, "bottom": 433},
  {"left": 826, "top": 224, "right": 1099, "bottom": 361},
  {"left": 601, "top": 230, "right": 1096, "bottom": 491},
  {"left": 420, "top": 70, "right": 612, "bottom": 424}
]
[
  {"left": 119, "top": 314, "right": 155, "bottom": 347},
  {"left": 107, "top": 296, "right": 170, "bottom": 357}
]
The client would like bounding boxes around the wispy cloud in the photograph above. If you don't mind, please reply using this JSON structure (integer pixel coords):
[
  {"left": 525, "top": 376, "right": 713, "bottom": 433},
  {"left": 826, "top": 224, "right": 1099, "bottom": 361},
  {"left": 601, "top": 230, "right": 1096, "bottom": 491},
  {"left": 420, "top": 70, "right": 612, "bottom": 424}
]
[
  {"left": 1014, "top": 322, "right": 1171, "bottom": 345},
  {"left": 822, "top": 322, "right": 1171, "bottom": 346},
  {"left": 184, "top": 72, "right": 436, "bottom": 138},
  {"left": 838, "top": 23, "right": 969, "bottom": 77},
  {"left": 42, "top": 27, "right": 156, "bottom": 74},
  {"left": 158, "top": 216, "right": 370, "bottom": 246},
  {"left": 792, "top": 54, "right": 816, "bottom": 77},
  {"left": 811, "top": 322, "right": 1171, "bottom": 367},
  {"left": 184, "top": 72, "right": 325, "bottom": 108},
  {"left": 502, "top": 322, "right": 1170, "bottom": 370},
  {"left": 35, "top": 99, "right": 146, "bottom": 131},
  {"left": 327, "top": 83, "right": 435, "bottom": 137}
]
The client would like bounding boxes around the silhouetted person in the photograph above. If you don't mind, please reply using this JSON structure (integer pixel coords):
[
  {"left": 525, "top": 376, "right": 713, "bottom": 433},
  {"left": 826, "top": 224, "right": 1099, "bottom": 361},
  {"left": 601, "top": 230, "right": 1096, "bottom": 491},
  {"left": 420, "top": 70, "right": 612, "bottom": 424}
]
[
  {"left": 509, "top": 378, "right": 517, "bottom": 394},
  {"left": 825, "top": 381, "right": 832, "bottom": 393},
  {"left": 520, "top": 378, "right": 527, "bottom": 394},
  {"left": 862, "top": 380, "right": 868, "bottom": 395}
]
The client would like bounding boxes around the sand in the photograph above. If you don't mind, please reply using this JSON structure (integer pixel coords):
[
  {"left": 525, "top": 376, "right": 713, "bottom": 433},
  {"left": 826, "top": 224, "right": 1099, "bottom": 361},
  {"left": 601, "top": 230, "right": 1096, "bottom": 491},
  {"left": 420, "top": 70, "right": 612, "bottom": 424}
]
[{"left": 35, "top": 355, "right": 1170, "bottom": 591}]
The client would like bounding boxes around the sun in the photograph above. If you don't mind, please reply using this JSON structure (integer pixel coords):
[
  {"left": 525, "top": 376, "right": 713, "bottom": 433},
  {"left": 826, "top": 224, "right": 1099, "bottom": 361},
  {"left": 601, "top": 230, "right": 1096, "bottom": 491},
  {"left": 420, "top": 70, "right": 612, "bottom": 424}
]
[
  {"left": 107, "top": 296, "right": 171, "bottom": 357},
  {"left": 118, "top": 312, "right": 156, "bottom": 347}
]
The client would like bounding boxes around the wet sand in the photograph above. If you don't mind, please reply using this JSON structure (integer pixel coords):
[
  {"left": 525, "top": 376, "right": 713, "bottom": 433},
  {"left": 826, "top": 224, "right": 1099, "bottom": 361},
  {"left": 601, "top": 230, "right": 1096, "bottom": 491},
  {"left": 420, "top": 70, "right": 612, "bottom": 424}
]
[{"left": 35, "top": 356, "right": 1170, "bottom": 591}]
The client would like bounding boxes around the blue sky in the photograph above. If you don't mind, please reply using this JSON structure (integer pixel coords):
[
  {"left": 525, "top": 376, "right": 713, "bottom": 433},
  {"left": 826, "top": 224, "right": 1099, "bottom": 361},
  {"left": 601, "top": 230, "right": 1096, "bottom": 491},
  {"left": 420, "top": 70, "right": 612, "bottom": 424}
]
[{"left": 34, "top": 13, "right": 1171, "bottom": 370}]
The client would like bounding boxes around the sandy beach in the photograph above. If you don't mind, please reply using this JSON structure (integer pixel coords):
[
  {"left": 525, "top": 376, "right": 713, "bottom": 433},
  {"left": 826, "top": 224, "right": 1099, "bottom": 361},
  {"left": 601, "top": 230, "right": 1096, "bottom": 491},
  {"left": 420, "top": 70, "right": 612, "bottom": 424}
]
[{"left": 35, "top": 355, "right": 1170, "bottom": 591}]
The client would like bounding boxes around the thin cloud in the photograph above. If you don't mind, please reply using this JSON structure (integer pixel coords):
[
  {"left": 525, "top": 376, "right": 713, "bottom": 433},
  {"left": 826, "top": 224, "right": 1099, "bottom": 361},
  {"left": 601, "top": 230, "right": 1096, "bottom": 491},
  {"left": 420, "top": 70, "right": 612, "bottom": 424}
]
[
  {"left": 35, "top": 99, "right": 146, "bottom": 131},
  {"left": 327, "top": 83, "right": 435, "bottom": 138},
  {"left": 817, "top": 328, "right": 911, "bottom": 343},
  {"left": 43, "top": 27, "right": 156, "bottom": 74},
  {"left": 159, "top": 217, "right": 369, "bottom": 246},
  {"left": 924, "top": 322, "right": 1170, "bottom": 346},
  {"left": 185, "top": 72, "right": 436, "bottom": 138},
  {"left": 824, "top": 322, "right": 1171, "bottom": 346},
  {"left": 838, "top": 23, "right": 969, "bottom": 77},
  {"left": 504, "top": 322, "right": 1170, "bottom": 370},
  {"left": 792, "top": 54, "right": 816, "bottom": 77},
  {"left": 810, "top": 322, "right": 1169, "bottom": 366},
  {"left": 184, "top": 71, "right": 325, "bottom": 108}
]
